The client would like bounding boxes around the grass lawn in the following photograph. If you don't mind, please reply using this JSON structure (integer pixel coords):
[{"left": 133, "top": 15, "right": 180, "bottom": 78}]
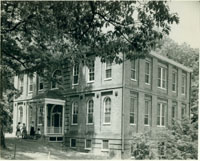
[{"left": 0, "top": 136, "right": 108, "bottom": 160}]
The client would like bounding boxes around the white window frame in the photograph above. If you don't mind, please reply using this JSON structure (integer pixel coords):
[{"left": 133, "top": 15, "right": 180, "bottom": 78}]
[
  {"left": 130, "top": 97, "right": 136, "bottom": 125},
  {"left": 181, "top": 104, "right": 186, "bottom": 119},
  {"left": 72, "top": 102, "right": 78, "bottom": 125},
  {"left": 73, "top": 64, "right": 79, "bottom": 85},
  {"left": 131, "top": 60, "right": 137, "bottom": 81},
  {"left": 158, "top": 66, "right": 167, "bottom": 89},
  {"left": 38, "top": 76, "right": 44, "bottom": 91},
  {"left": 87, "top": 99, "right": 94, "bottom": 125},
  {"left": 144, "top": 100, "right": 150, "bottom": 126},
  {"left": 105, "top": 60, "right": 112, "bottom": 80},
  {"left": 181, "top": 74, "right": 186, "bottom": 95},
  {"left": 102, "top": 140, "right": 109, "bottom": 151},
  {"left": 28, "top": 76, "right": 33, "bottom": 93},
  {"left": 103, "top": 97, "right": 111, "bottom": 124},
  {"left": 18, "top": 76, "right": 24, "bottom": 93},
  {"left": 88, "top": 61, "right": 95, "bottom": 83},
  {"left": 157, "top": 103, "right": 166, "bottom": 127},
  {"left": 172, "top": 71, "right": 177, "bottom": 92},
  {"left": 51, "top": 70, "right": 62, "bottom": 89},
  {"left": 145, "top": 61, "right": 150, "bottom": 85},
  {"left": 85, "top": 139, "right": 92, "bottom": 150}
]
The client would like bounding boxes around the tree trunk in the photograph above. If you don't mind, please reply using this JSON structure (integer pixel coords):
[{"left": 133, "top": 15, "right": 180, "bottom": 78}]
[{"left": 0, "top": 126, "right": 6, "bottom": 148}]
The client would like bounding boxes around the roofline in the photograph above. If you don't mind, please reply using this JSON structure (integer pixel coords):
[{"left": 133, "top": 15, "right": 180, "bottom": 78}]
[{"left": 150, "top": 51, "right": 193, "bottom": 73}]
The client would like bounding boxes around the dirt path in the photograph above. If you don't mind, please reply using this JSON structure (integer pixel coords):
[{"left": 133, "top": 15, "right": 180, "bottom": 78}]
[{"left": 0, "top": 136, "right": 108, "bottom": 160}]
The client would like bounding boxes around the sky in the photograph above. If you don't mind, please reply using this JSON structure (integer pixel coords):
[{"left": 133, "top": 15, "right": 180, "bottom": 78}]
[{"left": 168, "top": 1, "right": 200, "bottom": 49}]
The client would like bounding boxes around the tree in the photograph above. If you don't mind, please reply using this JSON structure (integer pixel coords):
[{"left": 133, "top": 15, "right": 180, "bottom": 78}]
[
  {"left": 0, "top": 1, "right": 179, "bottom": 148},
  {"left": 131, "top": 118, "right": 198, "bottom": 160}
]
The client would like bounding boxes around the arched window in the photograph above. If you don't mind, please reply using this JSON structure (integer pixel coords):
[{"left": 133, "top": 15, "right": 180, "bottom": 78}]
[
  {"left": 19, "top": 106, "right": 23, "bottom": 123},
  {"left": 87, "top": 100, "right": 94, "bottom": 124},
  {"left": 72, "top": 102, "right": 78, "bottom": 124},
  {"left": 51, "top": 70, "right": 62, "bottom": 89},
  {"left": 104, "top": 97, "right": 111, "bottom": 123}
]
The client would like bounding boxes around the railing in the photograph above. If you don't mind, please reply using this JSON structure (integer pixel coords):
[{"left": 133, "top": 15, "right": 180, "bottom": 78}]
[{"left": 47, "top": 127, "right": 62, "bottom": 134}]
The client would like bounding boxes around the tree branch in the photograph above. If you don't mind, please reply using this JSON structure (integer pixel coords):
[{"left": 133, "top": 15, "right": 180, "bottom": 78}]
[{"left": 3, "top": 50, "right": 27, "bottom": 69}]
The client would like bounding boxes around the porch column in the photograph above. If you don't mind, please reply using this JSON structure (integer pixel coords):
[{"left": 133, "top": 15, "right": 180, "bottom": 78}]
[
  {"left": 44, "top": 103, "right": 47, "bottom": 135},
  {"left": 62, "top": 105, "right": 64, "bottom": 135}
]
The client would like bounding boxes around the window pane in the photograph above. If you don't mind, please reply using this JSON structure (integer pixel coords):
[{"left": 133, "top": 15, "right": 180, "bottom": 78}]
[
  {"left": 86, "top": 140, "right": 92, "bottom": 149},
  {"left": 71, "top": 139, "right": 76, "bottom": 147},
  {"left": 103, "top": 140, "right": 109, "bottom": 149}
]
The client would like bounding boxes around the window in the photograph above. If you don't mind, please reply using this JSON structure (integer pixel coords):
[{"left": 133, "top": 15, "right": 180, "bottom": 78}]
[
  {"left": 51, "top": 70, "right": 62, "bottom": 89},
  {"left": 102, "top": 140, "right": 109, "bottom": 150},
  {"left": 130, "top": 97, "right": 137, "bottom": 124},
  {"left": 105, "top": 60, "right": 112, "bottom": 79},
  {"left": 145, "top": 61, "right": 150, "bottom": 84},
  {"left": 29, "top": 77, "right": 33, "bottom": 92},
  {"left": 73, "top": 64, "right": 79, "bottom": 85},
  {"left": 158, "top": 67, "right": 167, "bottom": 89},
  {"left": 104, "top": 97, "right": 111, "bottom": 124},
  {"left": 38, "top": 76, "right": 44, "bottom": 90},
  {"left": 144, "top": 100, "right": 151, "bottom": 125},
  {"left": 181, "top": 104, "right": 186, "bottom": 119},
  {"left": 87, "top": 100, "right": 94, "bottom": 124},
  {"left": 19, "top": 106, "right": 23, "bottom": 123},
  {"left": 131, "top": 60, "right": 136, "bottom": 80},
  {"left": 172, "top": 103, "right": 177, "bottom": 124},
  {"left": 157, "top": 103, "right": 166, "bottom": 127},
  {"left": 70, "top": 139, "right": 76, "bottom": 148},
  {"left": 72, "top": 102, "right": 78, "bottom": 124},
  {"left": 88, "top": 61, "right": 95, "bottom": 82},
  {"left": 19, "top": 75, "right": 24, "bottom": 93},
  {"left": 182, "top": 74, "right": 186, "bottom": 94},
  {"left": 172, "top": 72, "right": 177, "bottom": 92},
  {"left": 158, "top": 142, "right": 166, "bottom": 159},
  {"left": 85, "top": 139, "right": 92, "bottom": 149}
]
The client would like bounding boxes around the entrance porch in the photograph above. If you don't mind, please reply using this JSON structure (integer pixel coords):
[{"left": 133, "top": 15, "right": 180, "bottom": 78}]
[{"left": 28, "top": 97, "right": 65, "bottom": 141}]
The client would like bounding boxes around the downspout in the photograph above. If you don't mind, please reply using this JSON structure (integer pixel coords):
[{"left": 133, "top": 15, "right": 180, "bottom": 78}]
[
  {"left": 121, "top": 53, "right": 125, "bottom": 154},
  {"left": 189, "top": 72, "right": 192, "bottom": 120}
]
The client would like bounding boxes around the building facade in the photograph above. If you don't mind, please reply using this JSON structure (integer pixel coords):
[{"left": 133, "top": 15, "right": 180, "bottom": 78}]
[{"left": 13, "top": 52, "right": 192, "bottom": 159}]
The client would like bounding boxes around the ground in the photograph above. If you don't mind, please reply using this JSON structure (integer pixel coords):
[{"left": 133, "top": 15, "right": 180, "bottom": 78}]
[{"left": 0, "top": 134, "right": 108, "bottom": 160}]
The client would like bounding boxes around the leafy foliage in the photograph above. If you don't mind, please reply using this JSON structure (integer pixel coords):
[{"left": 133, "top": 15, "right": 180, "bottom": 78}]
[
  {"left": 131, "top": 118, "right": 198, "bottom": 160},
  {"left": 1, "top": 1, "right": 179, "bottom": 148}
]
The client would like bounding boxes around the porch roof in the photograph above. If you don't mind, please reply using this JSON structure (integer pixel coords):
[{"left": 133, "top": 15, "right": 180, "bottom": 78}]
[{"left": 32, "top": 90, "right": 65, "bottom": 100}]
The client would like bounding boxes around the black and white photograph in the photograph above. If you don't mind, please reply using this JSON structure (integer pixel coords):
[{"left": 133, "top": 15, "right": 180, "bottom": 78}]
[{"left": 0, "top": 0, "right": 199, "bottom": 160}]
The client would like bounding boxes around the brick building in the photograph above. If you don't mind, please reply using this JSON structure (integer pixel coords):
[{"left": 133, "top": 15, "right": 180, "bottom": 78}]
[{"left": 13, "top": 51, "right": 192, "bottom": 158}]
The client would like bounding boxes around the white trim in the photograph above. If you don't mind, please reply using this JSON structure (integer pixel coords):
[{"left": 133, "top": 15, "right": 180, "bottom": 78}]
[
  {"left": 44, "top": 98, "right": 65, "bottom": 105},
  {"left": 130, "top": 123, "right": 136, "bottom": 126},
  {"left": 150, "top": 51, "right": 193, "bottom": 72},
  {"left": 44, "top": 103, "right": 47, "bottom": 135},
  {"left": 158, "top": 66, "right": 167, "bottom": 89},
  {"left": 72, "top": 64, "right": 79, "bottom": 85},
  {"left": 131, "top": 78, "right": 137, "bottom": 81},
  {"left": 104, "top": 78, "right": 112, "bottom": 81}
]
